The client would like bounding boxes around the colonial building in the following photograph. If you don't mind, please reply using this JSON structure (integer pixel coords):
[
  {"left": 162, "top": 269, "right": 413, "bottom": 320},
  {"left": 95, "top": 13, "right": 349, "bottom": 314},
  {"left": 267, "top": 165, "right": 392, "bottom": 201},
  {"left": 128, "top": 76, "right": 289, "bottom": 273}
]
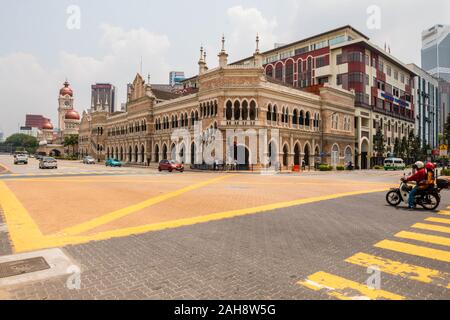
[
  {"left": 233, "top": 25, "right": 418, "bottom": 168},
  {"left": 79, "top": 36, "right": 356, "bottom": 169},
  {"left": 37, "top": 81, "right": 81, "bottom": 156}
]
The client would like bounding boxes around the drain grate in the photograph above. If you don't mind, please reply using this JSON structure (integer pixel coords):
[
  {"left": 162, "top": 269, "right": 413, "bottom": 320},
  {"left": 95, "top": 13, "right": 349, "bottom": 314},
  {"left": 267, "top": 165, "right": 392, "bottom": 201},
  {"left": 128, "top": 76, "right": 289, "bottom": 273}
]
[{"left": 0, "top": 257, "right": 50, "bottom": 279}]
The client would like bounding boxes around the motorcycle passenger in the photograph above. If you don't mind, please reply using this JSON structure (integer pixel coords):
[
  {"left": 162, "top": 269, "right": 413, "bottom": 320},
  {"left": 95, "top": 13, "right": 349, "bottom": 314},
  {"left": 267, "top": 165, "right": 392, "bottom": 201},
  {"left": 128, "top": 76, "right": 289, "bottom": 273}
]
[
  {"left": 402, "top": 161, "right": 426, "bottom": 209},
  {"left": 422, "top": 162, "right": 436, "bottom": 190}
]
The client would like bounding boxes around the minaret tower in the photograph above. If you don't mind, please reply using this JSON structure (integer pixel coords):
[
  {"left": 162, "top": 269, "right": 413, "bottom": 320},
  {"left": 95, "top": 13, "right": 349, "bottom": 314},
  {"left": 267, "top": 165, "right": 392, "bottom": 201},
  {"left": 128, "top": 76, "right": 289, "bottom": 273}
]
[
  {"left": 198, "top": 46, "right": 207, "bottom": 75},
  {"left": 218, "top": 35, "right": 229, "bottom": 68},
  {"left": 253, "top": 34, "right": 263, "bottom": 68}
]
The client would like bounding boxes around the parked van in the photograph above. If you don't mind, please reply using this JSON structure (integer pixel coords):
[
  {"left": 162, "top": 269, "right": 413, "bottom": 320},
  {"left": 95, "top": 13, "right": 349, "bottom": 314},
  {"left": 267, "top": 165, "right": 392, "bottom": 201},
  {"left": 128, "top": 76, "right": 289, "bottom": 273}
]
[{"left": 384, "top": 158, "right": 405, "bottom": 171}]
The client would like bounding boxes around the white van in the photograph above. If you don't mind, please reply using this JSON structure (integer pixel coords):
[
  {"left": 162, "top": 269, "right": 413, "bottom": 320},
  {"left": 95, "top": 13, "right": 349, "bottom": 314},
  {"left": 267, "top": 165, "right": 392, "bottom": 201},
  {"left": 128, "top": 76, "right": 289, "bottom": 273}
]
[{"left": 384, "top": 158, "right": 405, "bottom": 171}]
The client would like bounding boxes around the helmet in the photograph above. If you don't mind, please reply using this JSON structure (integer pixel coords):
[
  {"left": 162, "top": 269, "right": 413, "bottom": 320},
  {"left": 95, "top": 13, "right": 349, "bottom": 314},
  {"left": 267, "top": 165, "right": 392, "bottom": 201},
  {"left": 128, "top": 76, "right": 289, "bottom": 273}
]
[
  {"left": 415, "top": 161, "right": 425, "bottom": 169},
  {"left": 425, "top": 162, "right": 435, "bottom": 170}
]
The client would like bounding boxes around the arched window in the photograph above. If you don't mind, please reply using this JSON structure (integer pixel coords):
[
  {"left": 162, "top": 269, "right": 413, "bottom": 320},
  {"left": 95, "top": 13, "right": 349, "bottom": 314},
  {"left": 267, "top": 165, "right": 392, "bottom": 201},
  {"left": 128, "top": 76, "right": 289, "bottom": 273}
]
[
  {"left": 214, "top": 101, "right": 218, "bottom": 116},
  {"left": 226, "top": 100, "right": 233, "bottom": 121},
  {"left": 234, "top": 100, "right": 241, "bottom": 120},
  {"left": 266, "top": 104, "right": 272, "bottom": 121},
  {"left": 299, "top": 110, "right": 305, "bottom": 126},
  {"left": 293, "top": 109, "right": 298, "bottom": 125},
  {"left": 275, "top": 63, "right": 283, "bottom": 81},
  {"left": 134, "top": 145, "right": 139, "bottom": 162},
  {"left": 249, "top": 100, "right": 257, "bottom": 121},
  {"left": 305, "top": 112, "right": 311, "bottom": 127},
  {"left": 141, "top": 145, "right": 145, "bottom": 164},
  {"left": 154, "top": 145, "right": 160, "bottom": 163},
  {"left": 266, "top": 65, "right": 273, "bottom": 78},
  {"left": 272, "top": 105, "right": 278, "bottom": 122},
  {"left": 285, "top": 60, "right": 294, "bottom": 85}
]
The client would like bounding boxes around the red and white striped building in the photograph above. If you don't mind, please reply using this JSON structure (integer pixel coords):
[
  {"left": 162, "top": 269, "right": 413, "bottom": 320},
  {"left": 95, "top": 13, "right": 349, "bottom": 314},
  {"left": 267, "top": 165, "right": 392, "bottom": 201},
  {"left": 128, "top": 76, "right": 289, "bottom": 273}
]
[{"left": 233, "top": 25, "right": 417, "bottom": 169}]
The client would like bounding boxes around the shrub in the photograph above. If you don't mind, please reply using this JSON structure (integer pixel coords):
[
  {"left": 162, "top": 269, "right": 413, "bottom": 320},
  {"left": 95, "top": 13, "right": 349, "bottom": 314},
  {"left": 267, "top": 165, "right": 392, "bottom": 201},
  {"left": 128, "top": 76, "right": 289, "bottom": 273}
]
[
  {"left": 336, "top": 165, "right": 345, "bottom": 171},
  {"left": 441, "top": 169, "right": 450, "bottom": 176},
  {"left": 319, "top": 164, "right": 333, "bottom": 171}
]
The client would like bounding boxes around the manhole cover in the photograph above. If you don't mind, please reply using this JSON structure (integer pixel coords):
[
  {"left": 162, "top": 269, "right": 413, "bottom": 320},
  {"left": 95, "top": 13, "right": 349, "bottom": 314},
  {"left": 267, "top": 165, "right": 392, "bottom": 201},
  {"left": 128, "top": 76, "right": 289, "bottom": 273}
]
[{"left": 0, "top": 257, "right": 50, "bottom": 279}]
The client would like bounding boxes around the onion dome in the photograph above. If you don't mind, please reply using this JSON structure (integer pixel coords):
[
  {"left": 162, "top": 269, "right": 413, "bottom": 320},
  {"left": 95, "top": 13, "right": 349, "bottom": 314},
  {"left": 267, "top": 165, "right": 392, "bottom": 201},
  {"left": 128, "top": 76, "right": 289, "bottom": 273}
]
[
  {"left": 60, "top": 80, "right": 73, "bottom": 97},
  {"left": 42, "top": 121, "right": 53, "bottom": 130},
  {"left": 65, "top": 110, "right": 80, "bottom": 120}
]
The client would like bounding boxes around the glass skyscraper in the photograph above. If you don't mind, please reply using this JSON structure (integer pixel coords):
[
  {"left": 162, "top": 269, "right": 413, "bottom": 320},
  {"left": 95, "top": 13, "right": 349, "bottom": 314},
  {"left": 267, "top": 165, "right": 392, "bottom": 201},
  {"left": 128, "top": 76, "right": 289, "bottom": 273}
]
[{"left": 422, "top": 24, "right": 450, "bottom": 82}]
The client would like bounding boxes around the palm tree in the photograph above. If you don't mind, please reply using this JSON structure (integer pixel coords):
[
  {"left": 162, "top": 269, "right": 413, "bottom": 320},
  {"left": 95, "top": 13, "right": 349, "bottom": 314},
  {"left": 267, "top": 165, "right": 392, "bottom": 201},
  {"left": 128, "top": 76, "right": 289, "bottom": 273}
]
[{"left": 63, "top": 135, "right": 79, "bottom": 157}]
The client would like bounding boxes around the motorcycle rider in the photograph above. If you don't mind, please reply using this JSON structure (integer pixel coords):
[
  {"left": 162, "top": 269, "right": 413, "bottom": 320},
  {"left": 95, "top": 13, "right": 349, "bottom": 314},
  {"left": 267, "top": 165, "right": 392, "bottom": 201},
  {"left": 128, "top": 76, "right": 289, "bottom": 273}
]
[{"left": 402, "top": 161, "right": 426, "bottom": 209}]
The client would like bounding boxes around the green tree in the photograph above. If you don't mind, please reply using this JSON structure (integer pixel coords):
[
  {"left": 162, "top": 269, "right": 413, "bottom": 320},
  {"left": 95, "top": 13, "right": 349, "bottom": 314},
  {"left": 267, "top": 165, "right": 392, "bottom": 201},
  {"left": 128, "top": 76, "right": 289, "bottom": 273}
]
[
  {"left": 63, "top": 134, "right": 79, "bottom": 156},
  {"left": 393, "top": 137, "right": 401, "bottom": 157},
  {"left": 400, "top": 136, "right": 408, "bottom": 159},
  {"left": 5, "top": 133, "right": 38, "bottom": 154},
  {"left": 373, "top": 126, "right": 385, "bottom": 157}
]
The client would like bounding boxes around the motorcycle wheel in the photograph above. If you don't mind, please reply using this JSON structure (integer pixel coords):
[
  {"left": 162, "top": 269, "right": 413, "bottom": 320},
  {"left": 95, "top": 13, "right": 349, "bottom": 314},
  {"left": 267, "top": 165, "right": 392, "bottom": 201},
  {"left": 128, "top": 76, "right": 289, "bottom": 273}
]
[
  {"left": 386, "top": 190, "right": 402, "bottom": 206},
  {"left": 420, "top": 193, "right": 440, "bottom": 211}
]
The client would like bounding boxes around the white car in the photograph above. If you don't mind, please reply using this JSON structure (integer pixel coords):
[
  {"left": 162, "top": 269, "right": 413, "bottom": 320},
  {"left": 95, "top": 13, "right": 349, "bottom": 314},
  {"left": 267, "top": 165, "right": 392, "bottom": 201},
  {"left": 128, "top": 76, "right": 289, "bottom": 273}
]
[
  {"left": 39, "top": 157, "right": 58, "bottom": 169},
  {"left": 14, "top": 154, "right": 28, "bottom": 165}
]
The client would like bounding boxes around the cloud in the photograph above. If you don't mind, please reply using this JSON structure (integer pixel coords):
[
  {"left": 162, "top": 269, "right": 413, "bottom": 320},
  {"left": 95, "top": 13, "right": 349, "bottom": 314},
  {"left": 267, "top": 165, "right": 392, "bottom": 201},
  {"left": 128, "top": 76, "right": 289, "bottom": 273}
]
[
  {"left": 226, "top": 6, "right": 278, "bottom": 60},
  {"left": 0, "top": 24, "right": 171, "bottom": 136}
]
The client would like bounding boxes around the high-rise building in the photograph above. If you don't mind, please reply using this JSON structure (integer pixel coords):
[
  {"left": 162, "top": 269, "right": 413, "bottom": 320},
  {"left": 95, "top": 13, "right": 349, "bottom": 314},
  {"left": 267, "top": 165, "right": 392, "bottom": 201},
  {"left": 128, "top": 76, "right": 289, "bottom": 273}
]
[
  {"left": 439, "top": 79, "right": 450, "bottom": 130},
  {"left": 169, "top": 71, "right": 185, "bottom": 87},
  {"left": 422, "top": 24, "right": 450, "bottom": 82},
  {"left": 0, "top": 130, "right": 4, "bottom": 142},
  {"left": 407, "top": 64, "right": 440, "bottom": 148},
  {"left": 25, "top": 114, "right": 50, "bottom": 129},
  {"left": 91, "top": 83, "right": 116, "bottom": 113}
]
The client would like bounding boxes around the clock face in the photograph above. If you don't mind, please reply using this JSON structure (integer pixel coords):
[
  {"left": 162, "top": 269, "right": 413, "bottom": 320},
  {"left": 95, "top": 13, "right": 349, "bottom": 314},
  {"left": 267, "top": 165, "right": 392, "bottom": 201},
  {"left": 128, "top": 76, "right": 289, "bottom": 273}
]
[{"left": 64, "top": 101, "right": 70, "bottom": 106}]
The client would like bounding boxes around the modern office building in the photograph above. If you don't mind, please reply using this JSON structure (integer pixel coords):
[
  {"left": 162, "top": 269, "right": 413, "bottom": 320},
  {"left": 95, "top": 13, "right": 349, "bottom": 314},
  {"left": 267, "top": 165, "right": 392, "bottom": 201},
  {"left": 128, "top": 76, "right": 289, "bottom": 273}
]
[
  {"left": 232, "top": 25, "right": 417, "bottom": 168},
  {"left": 25, "top": 114, "right": 50, "bottom": 129},
  {"left": 407, "top": 64, "right": 439, "bottom": 148},
  {"left": 439, "top": 79, "right": 450, "bottom": 131},
  {"left": 91, "top": 83, "right": 116, "bottom": 113},
  {"left": 169, "top": 71, "right": 185, "bottom": 87},
  {"left": 422, "top": 24, "right": 450, "bottom": 82}
]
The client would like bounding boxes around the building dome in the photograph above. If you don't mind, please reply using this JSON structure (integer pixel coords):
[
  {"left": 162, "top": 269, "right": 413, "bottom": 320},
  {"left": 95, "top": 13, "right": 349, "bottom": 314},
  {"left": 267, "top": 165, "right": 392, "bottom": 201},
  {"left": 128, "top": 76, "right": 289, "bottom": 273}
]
[
  {"left": 42, "top": 121, "right": 53, "bottom": 130},
  {"left": 60, "top": 81, "right": 73, "bottom": 97},
  {"left": 65, "top": 110, "right": 80, "bottom": 120}
]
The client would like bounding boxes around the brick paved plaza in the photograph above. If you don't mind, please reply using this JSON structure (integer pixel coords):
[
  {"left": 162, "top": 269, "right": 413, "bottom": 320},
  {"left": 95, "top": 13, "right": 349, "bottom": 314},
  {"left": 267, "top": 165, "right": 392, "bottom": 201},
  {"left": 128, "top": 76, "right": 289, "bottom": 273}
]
[{"left": 0, "top": 155, "right": 450, "bottom": 300}]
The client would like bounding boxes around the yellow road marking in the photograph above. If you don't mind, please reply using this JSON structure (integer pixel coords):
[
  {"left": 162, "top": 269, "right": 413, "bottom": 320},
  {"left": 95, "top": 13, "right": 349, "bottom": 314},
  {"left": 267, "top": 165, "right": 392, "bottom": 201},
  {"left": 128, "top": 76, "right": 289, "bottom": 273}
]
[
  {"left": 297, "top": 271, "right": 404, "bottom": 300},
  {"left": 438, "top": 210, "right": 450, "bottom": 216},
  {"left": 345, "top": 252, "right": 450, "bottom": 289},
  {"left": 375, "top": 240, "right": 450, "bottom": 263},
  {"left": 396, "top": 231, "right": 450, "bottom": 247},
  {"left": 4, "top": 186, "right": 388, "bottom": 252},
  {"left": 59, "top": 175, "right": 233, "bottom": 236},
  {"left": 60, "top": 188, "right": 387, "bottom": 237},
  {"left": 413, "top": 223, "right": 450, "bottom": 234},
  {"left": 0, "top": 181, "right": 43, "bottom": 250},
  {"left": 0, "top": 162, "right": 11, "bottom": 173},
  {"left": 425, "top": 217, "right": 450, "bottom": 225}
]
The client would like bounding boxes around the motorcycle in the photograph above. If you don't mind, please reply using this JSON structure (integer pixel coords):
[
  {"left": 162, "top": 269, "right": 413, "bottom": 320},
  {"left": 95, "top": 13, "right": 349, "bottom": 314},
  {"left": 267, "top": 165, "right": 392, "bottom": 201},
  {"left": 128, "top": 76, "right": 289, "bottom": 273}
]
[{"left": 386, "top": 175, "right": 449, "bottom": 211}]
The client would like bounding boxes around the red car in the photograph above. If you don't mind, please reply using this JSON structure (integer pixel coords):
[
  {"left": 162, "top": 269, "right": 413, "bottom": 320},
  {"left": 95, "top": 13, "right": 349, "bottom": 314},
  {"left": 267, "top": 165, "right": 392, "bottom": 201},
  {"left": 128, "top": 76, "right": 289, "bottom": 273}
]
[{"left": 158, "top": 160, "right": 184, "bottom": 172}]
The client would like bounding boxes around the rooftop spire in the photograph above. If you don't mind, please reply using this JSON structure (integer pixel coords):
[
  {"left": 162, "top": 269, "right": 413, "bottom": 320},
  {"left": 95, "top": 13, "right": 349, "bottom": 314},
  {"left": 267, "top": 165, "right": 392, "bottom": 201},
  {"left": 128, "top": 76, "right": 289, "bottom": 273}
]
[
  {"left": 255, "top": 33, "right": 260, "bottom": 53},
  {"left": 221, "top": 34, "right": 226, "bottom": 52}
]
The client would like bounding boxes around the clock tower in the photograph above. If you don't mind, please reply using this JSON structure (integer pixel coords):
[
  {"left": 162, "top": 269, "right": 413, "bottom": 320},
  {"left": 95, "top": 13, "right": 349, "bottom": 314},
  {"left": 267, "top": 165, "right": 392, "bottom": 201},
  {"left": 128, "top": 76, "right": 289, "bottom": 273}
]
[{"left": 58, "top": 80, "right": 74, "bottom": 132}]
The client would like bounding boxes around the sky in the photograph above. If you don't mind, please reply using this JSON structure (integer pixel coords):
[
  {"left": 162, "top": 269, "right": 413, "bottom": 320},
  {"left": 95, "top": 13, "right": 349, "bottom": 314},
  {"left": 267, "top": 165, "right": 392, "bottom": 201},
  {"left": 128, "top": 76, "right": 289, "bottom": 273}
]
[{"left": 1, "top": 0, "right": 450, "bottom": 136}]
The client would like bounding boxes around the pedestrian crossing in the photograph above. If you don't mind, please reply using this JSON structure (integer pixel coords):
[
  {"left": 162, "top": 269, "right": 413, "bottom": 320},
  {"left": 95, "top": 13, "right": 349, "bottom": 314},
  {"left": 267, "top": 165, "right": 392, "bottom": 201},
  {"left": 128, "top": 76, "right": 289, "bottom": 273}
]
[{"left": 297, "top": 208, "right": 450, "bottom": 299}]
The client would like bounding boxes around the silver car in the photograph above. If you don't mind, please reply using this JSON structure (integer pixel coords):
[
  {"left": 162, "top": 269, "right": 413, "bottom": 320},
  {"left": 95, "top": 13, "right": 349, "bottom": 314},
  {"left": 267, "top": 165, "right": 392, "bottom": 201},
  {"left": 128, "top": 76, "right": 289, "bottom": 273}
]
[
  {"left": 83, "top": 156, "right": 96, "bottom": 164},
  {"left": 39, "top": 157, "right": 58, "bottom": 169}
]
